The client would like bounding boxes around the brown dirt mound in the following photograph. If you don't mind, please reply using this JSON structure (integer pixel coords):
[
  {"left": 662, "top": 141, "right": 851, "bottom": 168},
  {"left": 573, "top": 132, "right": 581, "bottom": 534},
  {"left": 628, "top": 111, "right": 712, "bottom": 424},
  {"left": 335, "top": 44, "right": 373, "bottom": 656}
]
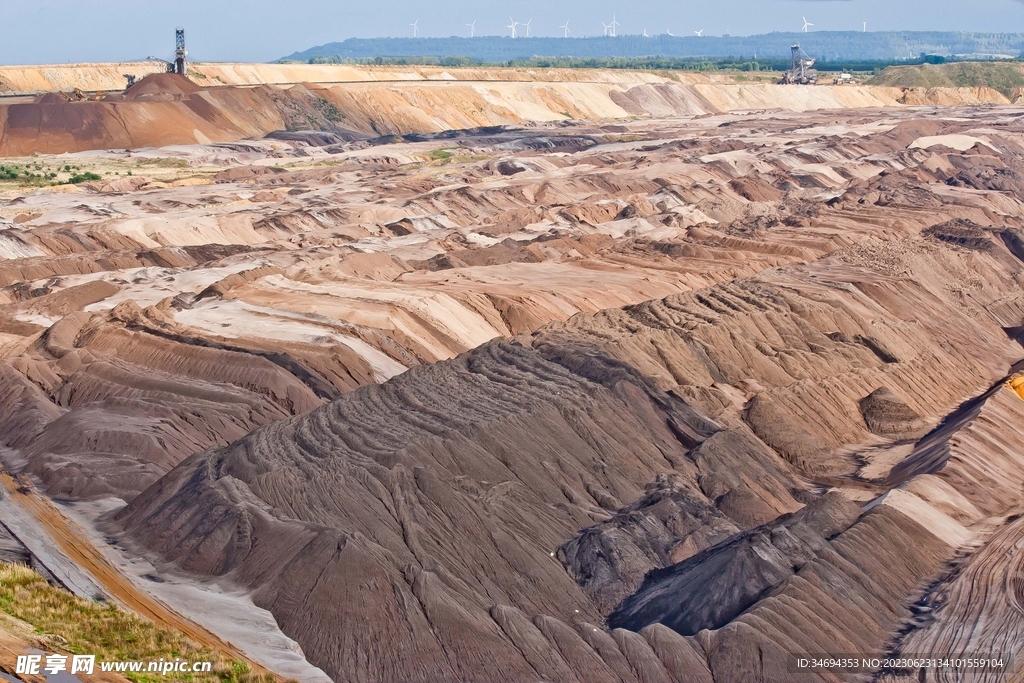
[
  {"left": 860, "top": 387, "right": 924, "bottom": 437},
  {"left": 412, "top": 239, "right": 544, "bottom": 271},
  {"left": 743, "top": 392, "right": 839, "bottom": 476},
  {"left": 0, "top": 82, "right": 287, "bottom": 155},
  {"left": 33, "top": 92, "right": 73, "bottom": 105},
  {"left": 923, "top": 219, "right": 996, "bottom": 252},
  {"left": 214, "top": 166, "right": 287, "bottom": 182},
  {"left": 124, "top": 72, "right": 202, "bottom": 99},
  {"left": 17, "top": 280, "right": 119, "bottom": 319},
  {"left": 883, "top": 118, "right": 952, "bottom": 147},
  {"left": 728, "top": 177, "right": 783, "bottom": 202}
]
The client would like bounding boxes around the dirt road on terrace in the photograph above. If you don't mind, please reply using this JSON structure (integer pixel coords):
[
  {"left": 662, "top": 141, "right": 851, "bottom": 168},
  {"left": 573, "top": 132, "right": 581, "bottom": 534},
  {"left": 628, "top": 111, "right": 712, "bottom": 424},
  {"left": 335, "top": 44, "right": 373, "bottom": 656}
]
[{"left": 0, "top": 470, "right": 270, "bottom": 677}]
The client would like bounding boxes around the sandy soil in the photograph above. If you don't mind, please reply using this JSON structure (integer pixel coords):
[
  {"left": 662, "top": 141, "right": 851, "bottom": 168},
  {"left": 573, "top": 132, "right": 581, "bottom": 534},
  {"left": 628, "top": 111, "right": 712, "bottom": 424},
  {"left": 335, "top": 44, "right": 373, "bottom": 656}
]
[
  {"left": 0, "top": 85, "right": 1024, "bottom": 682},
  {"left": 0, "top": 612, "right": 129, "bottom": 683},
  {"left": 0, "top": 68, "right": 1012, "bottom": 156},
  {"left": 61, "top": 499, "right": 331, "bottom": 683},
  {"left": 0, "top": 472, "right": 269, "bottom": 675}
]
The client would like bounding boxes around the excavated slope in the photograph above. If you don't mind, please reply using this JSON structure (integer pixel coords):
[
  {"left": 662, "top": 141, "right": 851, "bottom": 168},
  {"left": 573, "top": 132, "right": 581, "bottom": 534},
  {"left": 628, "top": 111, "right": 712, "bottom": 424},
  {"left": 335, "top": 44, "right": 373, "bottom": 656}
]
[
  {"left": 1, "top": 108, "right": 1020, "bottom": 505},
  {"left": 117, "top": 228, "right": 1024, "bottom": 681},
  {"left": 1, "top": 106, "right": 1024, "bottom": 681},
  {"left": 119, "top": 231, "right": 1024, "bottom": 683},
  {"left": 0, "top": 63, "right": 688, "bottom": 94},
  {"left": 0, "top": 67, "right": 1012, "bottom": 155}
]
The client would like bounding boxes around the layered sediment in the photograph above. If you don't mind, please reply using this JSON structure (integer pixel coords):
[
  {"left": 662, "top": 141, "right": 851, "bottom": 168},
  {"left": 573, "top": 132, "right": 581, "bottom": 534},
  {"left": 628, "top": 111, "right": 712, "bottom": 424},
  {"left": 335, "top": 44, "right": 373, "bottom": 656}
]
[
  {"left": 1, "top": 93, "right": 1024, "bottom": 681},
  {"left": 0, "top": 67, "right": 1012, "bottom": 155}
]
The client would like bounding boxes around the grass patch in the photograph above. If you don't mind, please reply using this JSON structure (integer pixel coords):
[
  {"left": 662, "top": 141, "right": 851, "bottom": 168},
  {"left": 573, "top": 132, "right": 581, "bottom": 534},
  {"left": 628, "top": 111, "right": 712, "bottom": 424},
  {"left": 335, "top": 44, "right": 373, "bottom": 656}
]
[
  {"left": 869, "top": 62, "right": 1024, "bottom": 97},
  {"left": 312, "top": 98, "right": 345, "bottom": 123},
  {"left": 0, "top": 164, "right": 99, "bottom": 187},
  {"left": 425, "top": 148, "right": 454, "bottom": 162},
  {"left": 135, "top": 158, "right": 189, "bottom": 168},
  {"left": 0, "top": 563, "right": 277, "bottom": 683},
  {"left": 450, "top": 154, "right": 491, "bottom": 164},
  {"left": 66, "top": 172, "right": 102, "bottom": 184}
]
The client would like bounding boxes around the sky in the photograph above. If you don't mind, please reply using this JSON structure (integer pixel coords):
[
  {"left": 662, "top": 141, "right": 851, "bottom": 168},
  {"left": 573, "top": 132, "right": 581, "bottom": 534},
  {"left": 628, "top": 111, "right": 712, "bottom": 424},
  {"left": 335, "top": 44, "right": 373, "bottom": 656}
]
[{"left": 0, "top": 0, "right": 1022, "bottom": 65}]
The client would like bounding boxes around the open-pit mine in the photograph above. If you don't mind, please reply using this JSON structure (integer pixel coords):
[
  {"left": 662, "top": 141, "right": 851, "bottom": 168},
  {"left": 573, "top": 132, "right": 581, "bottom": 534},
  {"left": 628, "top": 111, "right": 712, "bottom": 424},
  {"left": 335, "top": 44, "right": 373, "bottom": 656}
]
[{"left": 1, "top": 62, "right": 1024, "bottom": 683}]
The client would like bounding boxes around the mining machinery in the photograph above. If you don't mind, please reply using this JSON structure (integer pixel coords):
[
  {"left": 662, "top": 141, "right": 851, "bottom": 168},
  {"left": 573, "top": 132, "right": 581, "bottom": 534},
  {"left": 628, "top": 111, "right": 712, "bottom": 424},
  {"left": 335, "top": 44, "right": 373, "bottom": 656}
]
[
  {"left": 780, "top": 44, "right": 818, "bottom": 85},
  {"left": 172, "top": 28, "right": 187, "bottom": 76}
]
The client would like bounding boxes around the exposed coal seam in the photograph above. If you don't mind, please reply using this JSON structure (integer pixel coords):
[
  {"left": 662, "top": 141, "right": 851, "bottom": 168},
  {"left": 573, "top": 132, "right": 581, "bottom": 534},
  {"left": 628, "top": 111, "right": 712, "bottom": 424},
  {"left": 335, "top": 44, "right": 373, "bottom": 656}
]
[{"left": 606, "top": 491, "right": 861, "bottom": 635}]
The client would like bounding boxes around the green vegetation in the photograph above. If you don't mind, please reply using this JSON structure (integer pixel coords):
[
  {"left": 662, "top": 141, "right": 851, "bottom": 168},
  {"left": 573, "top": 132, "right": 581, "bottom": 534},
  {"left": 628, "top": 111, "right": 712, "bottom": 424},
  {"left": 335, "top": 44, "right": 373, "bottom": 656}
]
[
  {"left": 0, "top": 162, "right": 107, "bottom": 187},
  {"left": 304, "top": 52, "right": 1005, "bottom": 76},
  {"left": 0, "top": 563, "right": 275, "bottom": 683},
  {"left": 513, "top": 56, "right": 769, "bottom": 71},
  {"left": 284, "top": 32, "right": 1024, "bottom": 67},
  {"left": 425, "top": 148, "right": 454, "bottom": 161},
  {"left": 136, "top": 157, "right": 189, "bottom": 168},
  {"left": 868, "top": 61, "right": 1024, "bottom": 97},
  {"left": 284, "top": 31, "right": 1024, "bottom": 66},
  {"left": 67, "top": 171, "right": 102, "bottom": 184},
  {"left": 309, "top": 53, "right": 775, "bottom": 72},
  {"left": 310, "top": 54, "right": 479, "bottom": 67},
  {"left": 0, "top": 163, "right": 103, "bottom": 186},
  {"left": 312, "top": 97, "right": 345, "bottom": 122}
]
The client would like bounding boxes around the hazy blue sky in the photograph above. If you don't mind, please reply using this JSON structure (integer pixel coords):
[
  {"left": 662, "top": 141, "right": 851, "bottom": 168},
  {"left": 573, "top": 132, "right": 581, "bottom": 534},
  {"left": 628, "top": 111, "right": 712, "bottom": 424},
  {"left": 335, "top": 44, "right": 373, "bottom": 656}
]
[{"left": 1, "top": 0, "right": 1021, "bottom": 65}]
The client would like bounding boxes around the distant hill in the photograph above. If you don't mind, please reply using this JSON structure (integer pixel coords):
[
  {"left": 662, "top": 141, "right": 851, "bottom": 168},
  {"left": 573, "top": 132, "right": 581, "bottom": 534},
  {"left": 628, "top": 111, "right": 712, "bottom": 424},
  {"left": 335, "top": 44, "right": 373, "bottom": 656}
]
[
  {"left": 870, "top": 61, "right": 1024, "bottom": 97},
  {"left": 282, "top": 31, "right": 1024, "bottom": 64}
]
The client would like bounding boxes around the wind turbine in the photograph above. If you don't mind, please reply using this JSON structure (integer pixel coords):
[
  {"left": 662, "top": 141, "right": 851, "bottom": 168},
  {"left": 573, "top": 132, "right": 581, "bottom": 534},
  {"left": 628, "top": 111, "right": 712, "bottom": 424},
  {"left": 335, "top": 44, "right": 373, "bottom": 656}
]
[
  {"left": 802, "top": 17, "right": 813, "bottom": 33},
  {"left": 863, "top": 21, "right": 867, "bottom": 32},
  {"left": 523, "top": 19, "right": 532, "bottom": 37},
  {"left": 507, "top": 17, "right": 519, "bottom": 38},
  {"left": 694, "top": 29, "right": 704, "bottom": 37},
  {"left": 666, "top": 29, "right": 674, "bottom": 36},
  {"left": 559, "top": 20, "right": 570, "bottom": 37},
  {"left": 643, "top": 28, "right": 649, "bottom": 38},
  {"left": 410, "top": 19, "right": 419, "bottom": 37},
  {"left": 466, "top": 20, "right": 476, "bottom": 37},
  {"left": 610, "top": 14, "right": 620, "bottom": 37},
  {"left": 601, "top": 21, "right": 611, "bottom": 36}
]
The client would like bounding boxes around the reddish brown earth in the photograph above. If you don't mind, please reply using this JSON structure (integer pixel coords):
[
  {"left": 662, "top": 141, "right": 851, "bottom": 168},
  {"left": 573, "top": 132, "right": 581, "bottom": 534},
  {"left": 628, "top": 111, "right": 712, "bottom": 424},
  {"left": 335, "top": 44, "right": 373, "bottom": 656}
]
[
  {"left": 0, "top": 69, "right": 1011, "bottom": 156},
  {"left": 1, "top": 96, "right": 1024, "bottom": 682}
]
